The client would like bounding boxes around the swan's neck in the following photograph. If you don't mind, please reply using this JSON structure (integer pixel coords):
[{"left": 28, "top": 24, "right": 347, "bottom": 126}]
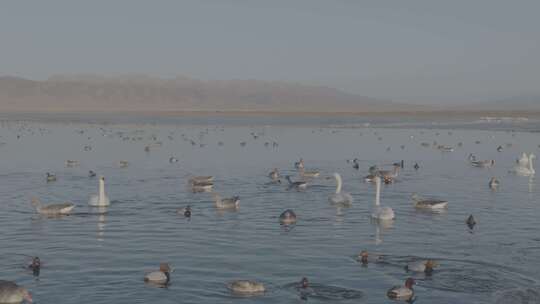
[
  {"left": 214, "top": 195, "right": 222, "bottom": 207},
  {"left": 529, "top": 156, "right": 535, "bottom": 171},
  {"left": 375, "top": 177, "right": 381, "bottom": 206},
  {"left": 99, "top": 179, "right": 106, "bottom": 202},
  {"left": 335, "top": 174, "right": 342, "bottom": 194}
]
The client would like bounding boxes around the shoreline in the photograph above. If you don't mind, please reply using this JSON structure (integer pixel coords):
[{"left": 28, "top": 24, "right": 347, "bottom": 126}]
[{"left": 1, "top": 109, "right": 540, "bottom": 118}]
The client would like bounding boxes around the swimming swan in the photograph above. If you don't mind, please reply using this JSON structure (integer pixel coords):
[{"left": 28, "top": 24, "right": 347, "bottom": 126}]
[
  {"left": 517, "top": 153, "right": 530, "bottom": 167},
  {"left": 371, "top": 176, "right": 395, "bottom": 220},
  {"left": 88, "top": 176, "right": 110, "bottom": 207},
  {"left": 328, "top": 173, "right": 353, "bottom": 206},
  {"left": 31, "top": 197, "right": 75, "bottom": 216},
  {"left": 511, "top": 153, "right": 535, "bottom": 176}
]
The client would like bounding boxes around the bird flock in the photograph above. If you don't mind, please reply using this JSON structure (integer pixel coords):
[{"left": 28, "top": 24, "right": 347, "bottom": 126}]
[{"left": 0, "top": 120, "right": 539, "bottom": 303}]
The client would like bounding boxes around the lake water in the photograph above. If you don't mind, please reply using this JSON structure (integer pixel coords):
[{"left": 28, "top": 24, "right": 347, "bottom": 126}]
[{"left": 1, "top": 114, "right": 539, "bottom": 303}]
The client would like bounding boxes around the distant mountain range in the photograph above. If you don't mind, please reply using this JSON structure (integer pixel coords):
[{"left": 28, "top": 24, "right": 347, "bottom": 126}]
[
  {"left": 1, "top": 75, "right": 538, "bottom": 113},
  {"left": 0, "top": 75, "right": 414, "bottom": 113}
]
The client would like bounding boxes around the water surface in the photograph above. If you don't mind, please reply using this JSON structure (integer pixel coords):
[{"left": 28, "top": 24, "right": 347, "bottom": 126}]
[{"left": 0, "top": 116, "right": 539, "bottom": 303}]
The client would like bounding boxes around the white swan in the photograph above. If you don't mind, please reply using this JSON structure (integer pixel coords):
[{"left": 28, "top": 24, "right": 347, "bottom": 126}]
[
  {"left": 88, "top": 176, "right": 110, "bottom": 206},
  {"left": 328, "top": 173, "right": 353, "bottom": 206},
  {"left": 511, "top": 153, "right": 536, "bottom": 176},
  {"left": 517, "top": 153, "right": 530, "bottom": 167},
  {"left": 371, "top": 176, "right": 395, "bottom": 220}
]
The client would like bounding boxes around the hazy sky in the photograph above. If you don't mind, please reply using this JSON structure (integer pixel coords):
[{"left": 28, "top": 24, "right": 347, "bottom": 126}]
[{"left": 1, "top": 0, "right": 539, "bottom": 104}]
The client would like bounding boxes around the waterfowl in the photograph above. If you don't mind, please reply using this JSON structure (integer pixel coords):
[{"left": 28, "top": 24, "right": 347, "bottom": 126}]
[
  {"left": 169, "top": 156, "right": 179, "bottom": 163},
  {"left": 228, "top": 280, "right": 265, "bottom": 295},
  {"left": 294, "top": 158, "right": 304, "bottom": 170},
  {"left": 358, "top": 250, "right": 369, "bottom": 265},
  {"left": 213, "top": 194, "right": 239, "bottom": 210},
  {"left": 383, "top": 176, "right": 395, "bottom": 184},
  {"left": 368, "top": 165, "right": 379, "bottom": 175},
  {"left": 517, "top": 153, "right": 530, "bottom": 167},
  {"left": 497, "top": 145, "right": 503, "bottom": 152},
  {"left": 0, "top": 280, "right": 32, "bottom": 303},
  {"left": 414, "top": 163, "right": 420, "bottom": 170},
  {"left": 406, "top": 260, "right": 437, "bottom": 274},
  {"left": 46, "top": 172, "right": 57, "bottom": 182},
  {"left": 268, "top": 168, "right": 280, "bottom": 181},
  {"left": 144, "top": 263, "right": 171, "bottom": 285},
  {"left": 411, "top": 193, "right": 448, "bottom": 209},
  {"left": 328, "top": 173, "right": 353, "bottom": 206},
  {"left": 364, "top": 165, "right": 382, "bottom": 182},
  {"left": 178, "top": 205, "right": 191, "bottom": 218},
  {"left": 357, "top": 250, "right": 384, "bottom": 265},
  {"left": 189, "top": 176, "right": 214, "bottom": 184},
  {"left": 88, "top": 176, "right": 110, "bottom": 207},
  {"left": 377, "top": 165, "right": 400, "bottom": 180},
  {"left": 489, "top": 177, "right": 500, "bottom": 190},
  {"left": 387, "top": 278, "right": 415, "bottom": 300},
  {"left": 299, "top": 277, "right": 309, "bottom": 289},
  {"left": 364, "top": 173, "right": 377, "bottom": 183},
  {"left": 31, "top": 197, "right": 75, "bottom": 216},
  {"left": 28, "top": 257, "right": 41, "bottom": 276},
  {"left": 352, "top": 159, "right": 360, "bottom": 170},
  {"left": 190, "top": 181, "right": 213, "bottom": 192},
  {"left": 471, "top": 159, "right": 495, "bottom": 168},
  {"left": 189, "top": 176, "right": 214, "bottom": 191},
  {"left": 88, "top": 170, "right": 97, "bottom": 178},
  {"left": 511, "top": 153, "right": 536, "bottom": 176},
  {"left": 371, "top": 176, "right": 395, "bottom": 220},
  {"left": 285, "top": 176, "right": 307, "bottom": 190},
  {"left": 300, "top": 168, "right": 320, "bottom": 178},
  {"left": 65, "top": 160, "right": 79, "bottom": 167},
  {"left": 279, "top": 209, "right": 297, "bottom": 225},
  {"left": 438, "top": 145, "right": 454, "bottom": 152},
  {"left": 393, "top": 160, "right": 405, "bottom": 168},
  {"left": 467, "top": 214, "right": 476, "bottom": 229}
]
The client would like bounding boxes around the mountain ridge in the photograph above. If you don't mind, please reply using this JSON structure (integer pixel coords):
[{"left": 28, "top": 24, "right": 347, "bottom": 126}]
[{"left": 0, "top": 75, "right": 413, "bottom": 113}]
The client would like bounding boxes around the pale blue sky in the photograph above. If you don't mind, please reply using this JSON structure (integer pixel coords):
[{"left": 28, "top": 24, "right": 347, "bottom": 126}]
[{"left": 1, "top": 0, "right": 539, "bottom": 104}]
